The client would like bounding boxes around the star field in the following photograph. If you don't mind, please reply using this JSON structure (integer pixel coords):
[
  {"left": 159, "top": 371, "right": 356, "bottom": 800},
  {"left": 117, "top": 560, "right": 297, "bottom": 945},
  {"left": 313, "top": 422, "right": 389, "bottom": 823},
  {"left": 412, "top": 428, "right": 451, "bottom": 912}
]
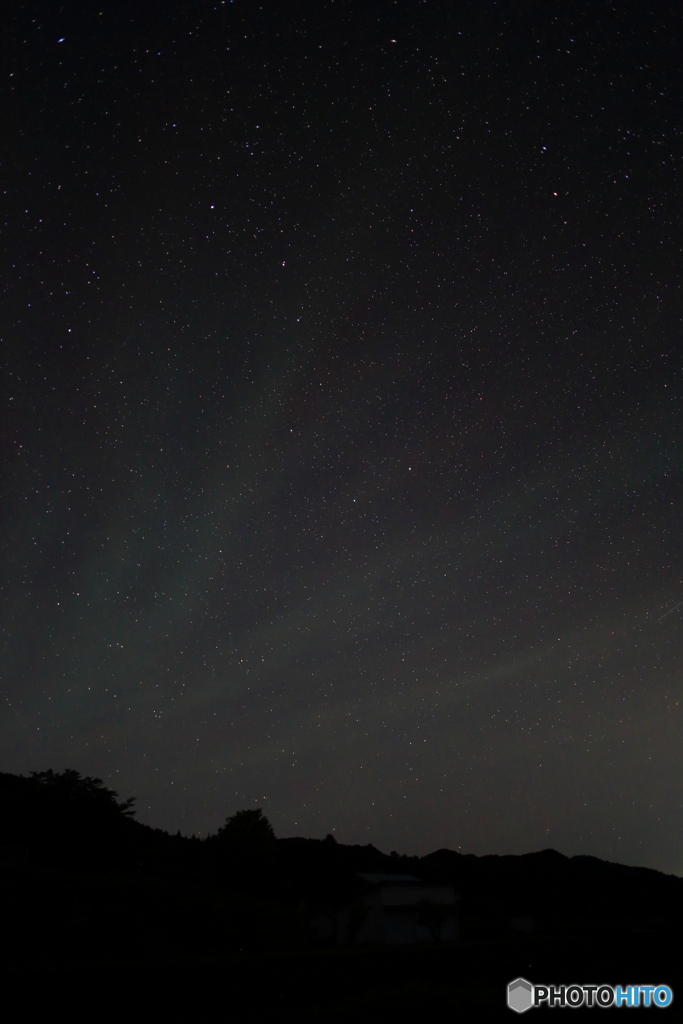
[{"left": 2, "top": 1, "right": 682, "bottom": 872}]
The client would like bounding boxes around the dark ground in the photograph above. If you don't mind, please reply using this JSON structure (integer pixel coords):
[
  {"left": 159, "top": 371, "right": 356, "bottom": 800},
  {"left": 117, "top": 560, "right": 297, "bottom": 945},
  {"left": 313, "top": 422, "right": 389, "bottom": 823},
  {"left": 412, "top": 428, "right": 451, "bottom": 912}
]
[{"left": 9, "top": 930, "right": 681, "bottom": 1021}]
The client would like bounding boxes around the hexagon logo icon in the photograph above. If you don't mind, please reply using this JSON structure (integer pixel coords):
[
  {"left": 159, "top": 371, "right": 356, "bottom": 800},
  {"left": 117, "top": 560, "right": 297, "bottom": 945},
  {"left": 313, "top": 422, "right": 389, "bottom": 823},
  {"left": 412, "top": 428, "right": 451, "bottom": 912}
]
[{"left": 508, "top": 977, "right": 534, "bottom": 1013}]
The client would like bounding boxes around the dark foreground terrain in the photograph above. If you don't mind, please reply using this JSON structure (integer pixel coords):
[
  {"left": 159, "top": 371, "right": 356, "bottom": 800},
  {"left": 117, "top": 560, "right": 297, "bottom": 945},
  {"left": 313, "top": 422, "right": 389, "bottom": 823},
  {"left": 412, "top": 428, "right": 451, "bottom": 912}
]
[
  {"left": 2, "top": 771, "right": 680, "bottom": 1020},
  {"left": 6, "top": 923, "right": 681, "bottom": 1021}
]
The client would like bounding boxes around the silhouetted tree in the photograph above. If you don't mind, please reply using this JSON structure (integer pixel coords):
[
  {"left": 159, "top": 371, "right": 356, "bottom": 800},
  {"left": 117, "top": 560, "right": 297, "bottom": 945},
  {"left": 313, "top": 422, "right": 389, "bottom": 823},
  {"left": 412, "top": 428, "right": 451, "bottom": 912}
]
[
  {"left": 211, "top": 809, "right": 276, "bottom": 884},
  {"left": 29, "top": 769, "right": 136, "bottom": 817},
  {"left": 0, "top": 768, "right": 140, "bottom": 872},
  {"left": 216, "top": 808, "right": 275, "bottom": 846}
]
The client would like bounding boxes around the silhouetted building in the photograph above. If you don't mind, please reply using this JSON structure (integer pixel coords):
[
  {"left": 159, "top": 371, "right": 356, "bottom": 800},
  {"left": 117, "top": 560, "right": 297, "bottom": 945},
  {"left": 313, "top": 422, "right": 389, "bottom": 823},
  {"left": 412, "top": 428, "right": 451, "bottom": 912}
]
[{"left": 337, "top": 873, "right": 459, "bottom": 944}]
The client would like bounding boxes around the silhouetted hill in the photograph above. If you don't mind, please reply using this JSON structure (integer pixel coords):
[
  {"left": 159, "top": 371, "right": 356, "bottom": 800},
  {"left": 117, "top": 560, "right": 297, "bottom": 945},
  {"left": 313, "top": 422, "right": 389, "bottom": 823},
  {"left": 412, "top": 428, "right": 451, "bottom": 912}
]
[
  {"left": 266, "top": 837, "right": 417, "bottom": 901},
  {"left": 418, "top": 846, "right": 683, "bottom": 932}
]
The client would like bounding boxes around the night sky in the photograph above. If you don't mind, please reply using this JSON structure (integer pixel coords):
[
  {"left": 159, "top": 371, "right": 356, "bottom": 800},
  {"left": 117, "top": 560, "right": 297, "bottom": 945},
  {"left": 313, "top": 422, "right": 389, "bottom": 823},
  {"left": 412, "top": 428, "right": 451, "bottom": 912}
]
[{"left": 2, "top": 1, "right": 682, "bottom": 874}]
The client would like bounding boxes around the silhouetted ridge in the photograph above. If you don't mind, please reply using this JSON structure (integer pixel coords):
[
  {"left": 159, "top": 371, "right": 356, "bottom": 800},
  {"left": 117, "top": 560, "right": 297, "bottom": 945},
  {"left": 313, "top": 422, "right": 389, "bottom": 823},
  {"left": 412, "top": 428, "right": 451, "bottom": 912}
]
[{"left": 418, "top": 845, "right": 683, "bottom": 928}]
